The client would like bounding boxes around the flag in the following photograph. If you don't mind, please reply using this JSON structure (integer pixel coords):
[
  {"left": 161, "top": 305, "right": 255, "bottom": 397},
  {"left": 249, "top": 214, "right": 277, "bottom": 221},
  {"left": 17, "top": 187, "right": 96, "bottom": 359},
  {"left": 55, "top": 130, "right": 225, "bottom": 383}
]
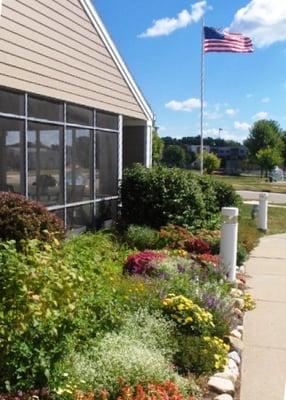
[{"left": 204, "top": 26, "right": 254, "bottom": 53}]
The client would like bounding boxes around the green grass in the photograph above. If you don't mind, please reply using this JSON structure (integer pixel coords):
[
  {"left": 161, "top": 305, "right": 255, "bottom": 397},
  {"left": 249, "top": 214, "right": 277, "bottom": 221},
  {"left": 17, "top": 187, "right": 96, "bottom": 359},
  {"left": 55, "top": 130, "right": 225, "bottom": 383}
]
[
  {"left": 213, "top": 174, "right": 286, "bottom": 194},
  {"left": 239, "top": 204, "right": 286, "bottom": 253}
]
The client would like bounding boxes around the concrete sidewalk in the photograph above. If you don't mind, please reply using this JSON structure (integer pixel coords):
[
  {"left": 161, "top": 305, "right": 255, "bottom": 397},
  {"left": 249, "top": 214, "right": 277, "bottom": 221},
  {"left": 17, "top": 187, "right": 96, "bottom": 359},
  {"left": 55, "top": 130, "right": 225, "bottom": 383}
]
[{"left": 240, "top": 234, "right": 286, "bottom": 400}]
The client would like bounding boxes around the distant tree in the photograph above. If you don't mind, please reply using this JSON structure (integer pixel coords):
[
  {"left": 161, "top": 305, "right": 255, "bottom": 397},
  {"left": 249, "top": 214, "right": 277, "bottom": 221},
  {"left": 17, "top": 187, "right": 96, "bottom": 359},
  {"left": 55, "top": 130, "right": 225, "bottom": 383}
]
[
  {"left": 256, "top": 147, "right": 283, "bottom": 177},
  {"left": 163, "top": 145, "right": 186, "bottom": 168},
  {"left": 152, "top": 128, "right": 164, "bottom": 164},
  {"left": 281, "top": 132, "right": 286, "bottom": 171},
  {"left": 202, "top": 152, "right": 221, "bottom": 174},
  {"left": 244, "top": 120, "right": 284, "bottom": 160}
]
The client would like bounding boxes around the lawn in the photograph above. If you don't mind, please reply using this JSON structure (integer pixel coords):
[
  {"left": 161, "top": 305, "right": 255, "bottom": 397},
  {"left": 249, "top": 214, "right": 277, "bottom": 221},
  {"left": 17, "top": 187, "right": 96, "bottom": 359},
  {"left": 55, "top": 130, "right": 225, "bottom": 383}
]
[{"left": 213, "top": 174, "right": 286, "bottom": 194}]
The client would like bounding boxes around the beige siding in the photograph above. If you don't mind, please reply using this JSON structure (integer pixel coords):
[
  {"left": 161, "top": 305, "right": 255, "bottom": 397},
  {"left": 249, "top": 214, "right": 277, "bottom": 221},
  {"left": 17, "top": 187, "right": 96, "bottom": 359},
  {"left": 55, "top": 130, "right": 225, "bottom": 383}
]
[{"left": 0, "top": 0, "right": 147, "bottom": 120}]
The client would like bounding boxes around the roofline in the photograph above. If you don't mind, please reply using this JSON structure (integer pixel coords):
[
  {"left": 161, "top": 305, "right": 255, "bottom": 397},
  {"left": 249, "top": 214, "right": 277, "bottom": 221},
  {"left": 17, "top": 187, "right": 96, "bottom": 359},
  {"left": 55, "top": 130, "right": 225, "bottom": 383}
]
[{"left": 79, "top": 0, "right": 154, "bottom": 122}]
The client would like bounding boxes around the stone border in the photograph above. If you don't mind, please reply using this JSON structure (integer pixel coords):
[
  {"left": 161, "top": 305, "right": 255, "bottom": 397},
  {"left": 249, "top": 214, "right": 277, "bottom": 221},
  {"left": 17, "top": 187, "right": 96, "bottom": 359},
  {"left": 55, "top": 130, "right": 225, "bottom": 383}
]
[{"left": 207, "top": 266, "right": 245, "bottom": 400}]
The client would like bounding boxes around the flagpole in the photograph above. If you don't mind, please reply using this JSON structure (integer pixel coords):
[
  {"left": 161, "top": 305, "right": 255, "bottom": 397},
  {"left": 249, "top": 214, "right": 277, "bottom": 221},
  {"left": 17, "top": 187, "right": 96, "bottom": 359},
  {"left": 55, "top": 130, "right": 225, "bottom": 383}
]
[{"left": 200, "top": 17, "right": 205, "bottom": 175}]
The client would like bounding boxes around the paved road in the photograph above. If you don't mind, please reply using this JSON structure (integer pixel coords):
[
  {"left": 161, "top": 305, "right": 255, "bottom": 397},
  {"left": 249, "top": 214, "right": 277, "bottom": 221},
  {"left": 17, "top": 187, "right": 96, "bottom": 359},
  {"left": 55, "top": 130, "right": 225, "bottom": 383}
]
[
  {"left": 238, "top": 190, "right": 286, "bottom": 204},
  {"left": 240, "top": 234, "right": 286, "bottom": 400}
]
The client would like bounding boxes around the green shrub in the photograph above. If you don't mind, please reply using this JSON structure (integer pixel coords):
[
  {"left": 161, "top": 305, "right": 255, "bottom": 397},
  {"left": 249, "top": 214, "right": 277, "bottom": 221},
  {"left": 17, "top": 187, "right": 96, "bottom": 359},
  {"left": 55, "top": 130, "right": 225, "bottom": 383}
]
[
  {"left": 53, "top": 333, "right": 189, "bottom": 398},
  {"left": 159, "top": 224, "right": 193, "bottom": 249},
  {"left": 0, "top": 240, "right": 82, "bottom": 391},
  {"left": 0, "top": 192, "right": 65, "bottom": 244},
  {"left": 124, "top": 225, "right": 162, "bottom": 250},
  {"left": 121, "top": 165, "right": 240, "bottom": 230},
  {"left": 175, "top": 335, "right": 229, "bottom": 374},
  {"left": 237, "top": 243, "right": 248, "bottom": 266}
]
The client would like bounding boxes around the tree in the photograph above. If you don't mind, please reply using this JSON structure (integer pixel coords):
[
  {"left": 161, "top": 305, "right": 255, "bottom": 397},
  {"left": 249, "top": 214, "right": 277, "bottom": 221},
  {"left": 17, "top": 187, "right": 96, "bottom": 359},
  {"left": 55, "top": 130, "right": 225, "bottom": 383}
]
[
  {"left": 162, "top": 145, "right": 186, "bottom": 168},
  {"left": 152, "top": 128, "right": 164, "bottom": 164},
  {"left": 202, "top": 152, "right": 221, "bottom": 174},
  {"left": 256, "top": 147, "right": 282, "bottom": 177},
  {"left": 244, "top": 119, "right": 284, "bottom": 160}
]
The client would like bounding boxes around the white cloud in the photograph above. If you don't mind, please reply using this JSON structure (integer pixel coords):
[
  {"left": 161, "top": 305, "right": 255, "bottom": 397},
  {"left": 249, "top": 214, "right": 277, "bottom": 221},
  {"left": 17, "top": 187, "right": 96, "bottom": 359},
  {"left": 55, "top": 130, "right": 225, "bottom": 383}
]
[
  {"left": 205, "top": 111, "right": 222, "bottom": 120},
  {"left": 165, "top": 98, "right": 201, "bottom": 112},
  {"left": 139, "top": 1, "right": 208, "bottom": 38},
  {"left": 204, "top": 128, "right": 246, "bottom": 143},
  {"left": 261, "top": 97, "right": 270, "bottom": 103},
  {"left": 234, "top": 121, "right": 251, "bottom": 130},
  {"left": 246, "top": 93, "right": 253, "bottom": 98},
  {"left": 158, "top": 126, "right": 166, "bottom": 132},
  {"left": 230, "top": 0, "right": 286, "bottom": 48},
  {"left": 226, "top": 108, "right": 239, "bottom": 116},
  {"left": 252, "top": 111, "right": 269, "bottom": 120}
]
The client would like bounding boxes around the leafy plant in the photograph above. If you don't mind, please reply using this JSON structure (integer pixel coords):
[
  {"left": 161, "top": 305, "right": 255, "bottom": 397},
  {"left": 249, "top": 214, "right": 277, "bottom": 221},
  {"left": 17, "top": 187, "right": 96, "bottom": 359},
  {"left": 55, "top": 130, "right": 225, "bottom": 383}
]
[
  {"left": 124, "top": 225, "right": 162, "bottom": 250},
  {"left": 0, "top": 192, "right": 65, "bottom": 244},
  {"left": 175, "top": 335, "right": 229, "bottom": 374},
  {"left": 185, "top": 238, "right": 211, "bottom": 254},
  {"left": 123, "top": 250, "right": 166, "bottom": 276},
  {"left": 0, "top": 240, "right": 82, "bottom": 390},
  {"left": 159, "top": 225, "right": 193, "bottom": 249}
]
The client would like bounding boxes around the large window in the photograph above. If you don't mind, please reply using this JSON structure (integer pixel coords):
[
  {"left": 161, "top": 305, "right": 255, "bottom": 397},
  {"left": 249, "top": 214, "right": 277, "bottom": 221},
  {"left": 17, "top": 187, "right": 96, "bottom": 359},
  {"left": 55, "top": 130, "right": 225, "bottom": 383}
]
[
  {"left": 0, "top": 117, "right": 24, "bottom": 193},
  {"left": 28, "top": 123, "right": 64, "bottom": 206},
  {"left": 0, "top": 87, "right": 120, "bottom": 230}
]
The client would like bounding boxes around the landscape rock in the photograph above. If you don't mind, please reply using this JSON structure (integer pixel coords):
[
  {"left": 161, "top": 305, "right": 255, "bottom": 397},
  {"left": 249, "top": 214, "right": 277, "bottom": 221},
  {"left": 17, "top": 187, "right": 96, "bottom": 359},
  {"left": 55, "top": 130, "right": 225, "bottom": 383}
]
[
  {"left": 233, "top": 307, "right": 243, "bottom": 318},
  {"left": 214, "top": 394, "right": 233, "bottom": 400},
  {"left": 208, "top": 377, "right": 234, "bottom": 394},
  {"left": 229, "top": 336, "right": 244, "bottom": 354},
  {"left": 237, "top": 324, "right": 244, "bottom": 333},
  {"left": 230, "top": 329, "right": 242, "bottom": 339},
  {"left": 228, "top": 351, "right": 241, "bottom": 365},
  {"left": 239, "top": 266, "right": 245, "bottom": 274},
  {"left": 233, "top": 298, "right": 245, "bottom": 309},
  {"left": 214, "top": 371, "right": 237, "bottom": 384},
  {"left": 230, "top": 288, "right": 243, "bottom": 297},
  {"left": 227, "top": 358, "right": 239, "bottom": 376}
]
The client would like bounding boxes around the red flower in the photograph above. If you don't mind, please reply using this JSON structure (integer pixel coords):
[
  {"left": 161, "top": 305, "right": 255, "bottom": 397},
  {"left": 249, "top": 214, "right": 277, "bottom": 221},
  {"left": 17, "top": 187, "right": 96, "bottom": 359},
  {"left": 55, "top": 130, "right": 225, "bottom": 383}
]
[
  {"left": 184, "top": 238, "right": 211, "bottom": 255},
  {"left": 123, "top": 250, "right": 166, "bottom": 276}
]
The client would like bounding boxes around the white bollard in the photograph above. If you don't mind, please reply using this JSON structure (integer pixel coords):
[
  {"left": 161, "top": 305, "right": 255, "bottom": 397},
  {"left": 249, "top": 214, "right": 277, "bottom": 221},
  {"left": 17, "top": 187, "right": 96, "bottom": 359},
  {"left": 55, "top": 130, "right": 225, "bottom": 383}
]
[
  {"left": 220, "top": 207, "right": 239, "bottom": 282},
  {"left": 258, "top": 193, "right": 268, "bottom": 232}
]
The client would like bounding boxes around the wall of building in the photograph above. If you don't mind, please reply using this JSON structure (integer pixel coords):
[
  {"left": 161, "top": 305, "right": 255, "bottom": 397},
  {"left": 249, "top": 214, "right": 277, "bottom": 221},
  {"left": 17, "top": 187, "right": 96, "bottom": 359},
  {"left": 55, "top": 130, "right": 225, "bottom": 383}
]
[{"left": 0, "top": 0, "right": 146, "bottom": 120}]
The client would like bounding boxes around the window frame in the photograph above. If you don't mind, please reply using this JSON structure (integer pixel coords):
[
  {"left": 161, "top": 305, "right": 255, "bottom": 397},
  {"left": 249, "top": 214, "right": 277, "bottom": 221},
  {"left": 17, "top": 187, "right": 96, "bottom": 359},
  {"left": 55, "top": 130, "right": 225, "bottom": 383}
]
[{"left": 0, "top": 88, "right": 121, "bottom": 228}]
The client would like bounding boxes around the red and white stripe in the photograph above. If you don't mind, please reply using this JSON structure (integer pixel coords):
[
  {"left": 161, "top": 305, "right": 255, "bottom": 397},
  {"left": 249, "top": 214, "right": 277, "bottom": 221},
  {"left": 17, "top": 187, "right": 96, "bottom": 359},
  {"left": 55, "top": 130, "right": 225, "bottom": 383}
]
[{"left": 204, "top": 31, "right": 254, "bottom": 53}]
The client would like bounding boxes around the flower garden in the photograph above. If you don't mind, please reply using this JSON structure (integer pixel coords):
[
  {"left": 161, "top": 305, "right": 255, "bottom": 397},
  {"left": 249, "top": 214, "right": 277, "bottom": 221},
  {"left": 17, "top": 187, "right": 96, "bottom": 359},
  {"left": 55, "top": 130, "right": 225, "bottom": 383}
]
[{"left": 0, "top": 166, "right": 257, "bottom": 400}]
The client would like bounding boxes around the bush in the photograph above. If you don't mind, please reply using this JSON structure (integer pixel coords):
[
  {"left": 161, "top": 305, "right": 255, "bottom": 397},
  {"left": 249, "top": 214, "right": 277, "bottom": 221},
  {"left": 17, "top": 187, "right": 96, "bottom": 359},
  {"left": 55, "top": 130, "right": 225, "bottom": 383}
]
[
  {"left": 185, "top": 238, "right": 211, "bottom": 254},
  {"left": 0, "top": 240, "right": 81, "bottom": 391},
  {"left": 121, "top": 165, "right": 240, "bottom": 230},
  {"left": 159, "top": 225, "right": 193, "bottom": 249},
  {"left": 0, "top": 192, "right": 65, "bottom": 244},
  {"left": 53, "top": 333, "right": 190, "bottom": 398},
  {"left": 124, "top": 225, "right": 162, "bottom": 250},
  {"left": 121, "top": 165, "right": 207, "bottom": 230},
  {"left": 175, "top": 335, "right": 229, "bottom": 374},
  {"left": 123, "top": 250, "right": 166, "bottom": 276},
  {"left": 237, "top": 243, "right": 248, "bottom": 266}
]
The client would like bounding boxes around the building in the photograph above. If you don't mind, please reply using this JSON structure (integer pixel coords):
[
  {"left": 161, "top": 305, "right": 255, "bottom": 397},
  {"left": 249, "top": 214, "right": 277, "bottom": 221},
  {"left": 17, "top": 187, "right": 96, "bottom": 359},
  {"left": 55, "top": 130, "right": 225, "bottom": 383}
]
[{"left": 0, "top": 0, "right": 153, "bottom": 230}]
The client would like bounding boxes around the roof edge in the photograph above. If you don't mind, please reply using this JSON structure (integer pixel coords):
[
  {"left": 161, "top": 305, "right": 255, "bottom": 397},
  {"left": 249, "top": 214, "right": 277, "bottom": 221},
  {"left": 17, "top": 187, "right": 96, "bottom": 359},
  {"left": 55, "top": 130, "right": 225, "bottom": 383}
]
[{"left": 79, "top": 0, "right": 154, "bottom": 121}]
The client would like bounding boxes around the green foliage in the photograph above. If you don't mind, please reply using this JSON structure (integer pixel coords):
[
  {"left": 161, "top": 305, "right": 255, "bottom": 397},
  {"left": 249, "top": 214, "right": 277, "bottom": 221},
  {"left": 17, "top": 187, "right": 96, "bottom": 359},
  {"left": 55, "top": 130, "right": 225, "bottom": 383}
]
[
  {"left": 244, "top": 119, "right": 284, "bottom": 160},
  {"left": 256, "top": 147, "right": 283, "bottom": 174},
  {"left": 0, "top": 240, "right": 81, "bottom": 390},
  {"left": 52, "top": 312, "right": 189, "bottom": 398},
  {"left": 124, "top": 225, "right": 162, "bottom": 250},
  {"left": 121, "top": 165, "right": 240, "bottom": 230},
  {"left": 202, "top": 152, "right": 221, "bottom": 174},
  {"left": 237, "top": 243, "right": 248, "bottom": 266},
  {"left": 152, "top": 128, "right": 164, "bottom": 164},
  {"left": 162, "top": 145, "right": 187, "bottom": 168},
  {"left": 0, "top": 192, "right": 65, "bottom": 244},
  {"left": 175, "top": 335, "right": 229, "bottom": 374}
]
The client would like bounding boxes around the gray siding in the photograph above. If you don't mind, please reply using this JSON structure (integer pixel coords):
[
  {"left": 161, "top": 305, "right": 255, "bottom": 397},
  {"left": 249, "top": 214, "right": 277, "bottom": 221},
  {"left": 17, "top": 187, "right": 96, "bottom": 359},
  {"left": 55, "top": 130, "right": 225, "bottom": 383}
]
[{"left": 0, "top": 0, "right": 147, "bottom": 119}]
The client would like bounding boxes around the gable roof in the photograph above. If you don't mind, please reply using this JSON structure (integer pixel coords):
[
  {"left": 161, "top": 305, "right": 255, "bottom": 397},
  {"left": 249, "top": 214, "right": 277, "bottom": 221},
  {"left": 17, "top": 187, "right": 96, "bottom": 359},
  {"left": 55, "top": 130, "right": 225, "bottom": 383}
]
[{"left": 80, "top": 0, "right": 153, "bottom": 122}]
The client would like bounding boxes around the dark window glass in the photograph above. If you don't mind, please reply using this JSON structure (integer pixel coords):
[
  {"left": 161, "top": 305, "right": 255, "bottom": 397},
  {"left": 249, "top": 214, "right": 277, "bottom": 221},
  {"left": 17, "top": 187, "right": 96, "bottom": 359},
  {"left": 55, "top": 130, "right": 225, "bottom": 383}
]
[
  {"left": 52, "top": 208, "right": 65, "bottom": 222},
  {"left": 66, "top": 204, "right": 93, "bottom": 230},
  {"left": 28, "top": 96, "right": 64, "bottom": 121},
  {"left": 67, "top": 104, "right": 93, "bottom": 126},
  {"left": 96, "top": 130, "right": 118, "bottom": 198},
  {"left": 66, "top": 128, "right": 93, "bottom": 203},
  {"left": 28, "top": 123, "right": 64, "bottom": 206},
  {"left": 0, "top": 117, "right": 24, "bottom": 193},
  {"left": 95, "top": 200, "right": 117, "bottom": 229},
  {"left": 96, "top": 111, "right": 118, "bottom": 130},
  {"left": 0, "top": 89, "right": 25, "bottom": 115}
]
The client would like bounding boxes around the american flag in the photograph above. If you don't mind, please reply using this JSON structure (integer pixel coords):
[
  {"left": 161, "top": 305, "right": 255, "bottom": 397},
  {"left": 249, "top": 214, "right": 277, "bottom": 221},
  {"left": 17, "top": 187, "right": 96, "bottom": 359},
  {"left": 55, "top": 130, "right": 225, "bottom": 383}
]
[{"left": 204, "top": 26, "right": 254, "bottom": 53}]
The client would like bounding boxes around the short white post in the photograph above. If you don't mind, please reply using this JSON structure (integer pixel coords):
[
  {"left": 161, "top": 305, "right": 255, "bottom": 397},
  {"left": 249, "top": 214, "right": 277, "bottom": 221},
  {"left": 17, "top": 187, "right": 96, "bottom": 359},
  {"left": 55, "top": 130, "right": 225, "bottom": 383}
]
[
  {"left": 220, "top": 207, "right": 239, "bottom": 282},
  {"left": 258, "top": 192, "right": 268, "bottom": 232}
]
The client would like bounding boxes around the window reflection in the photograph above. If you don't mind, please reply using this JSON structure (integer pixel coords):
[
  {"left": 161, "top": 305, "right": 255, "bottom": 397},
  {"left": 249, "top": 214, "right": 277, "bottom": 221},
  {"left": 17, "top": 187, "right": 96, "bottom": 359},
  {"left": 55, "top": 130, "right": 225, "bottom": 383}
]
[
  {"left": 66, "top": 128, "right": 93, "bottom": 203},
  {"left": 96, "top": 130, "right": 118, "bottom": 198},
  {"left": 28, "top": 123, "right": 63, "bottom": 206},
  {"left": 66, "top": 204, "right": 93, "bottom": 230},
  {"left": 0, "top": 118, "right": 24, "bottom": 193}
]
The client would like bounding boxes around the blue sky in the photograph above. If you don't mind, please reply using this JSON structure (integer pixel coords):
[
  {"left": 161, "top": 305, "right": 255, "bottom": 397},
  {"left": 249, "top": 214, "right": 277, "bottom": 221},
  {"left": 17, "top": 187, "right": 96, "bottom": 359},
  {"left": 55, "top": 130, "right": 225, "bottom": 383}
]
[{"left": 94, "top": 0, "right": 286, "bottom": 142}]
